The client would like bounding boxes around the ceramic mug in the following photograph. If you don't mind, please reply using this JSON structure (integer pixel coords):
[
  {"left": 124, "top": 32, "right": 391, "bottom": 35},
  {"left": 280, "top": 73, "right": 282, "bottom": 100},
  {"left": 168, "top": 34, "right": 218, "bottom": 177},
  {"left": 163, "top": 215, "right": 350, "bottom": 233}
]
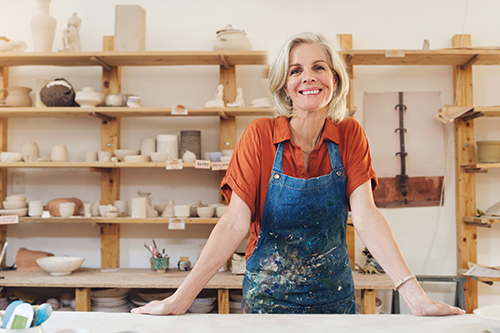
[
  {"left": 85, "top": 151, "right": 98, "bottom": 162},
  {"left": 0, "top": 86, "right": 33, "bottom": 107},
  {"left": 98, "top": 151, "right": 112, "bottom": 162},
  {"left": 28, "top": 200, "right": 44, "bottom": 217}
]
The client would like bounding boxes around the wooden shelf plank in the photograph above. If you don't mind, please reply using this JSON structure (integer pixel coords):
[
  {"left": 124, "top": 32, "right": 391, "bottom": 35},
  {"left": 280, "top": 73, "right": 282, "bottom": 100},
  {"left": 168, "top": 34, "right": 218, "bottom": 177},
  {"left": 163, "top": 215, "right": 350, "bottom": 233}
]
[
  {"left": 0, "top": 51, "right": 268, "bottom": 67},
  {"left": 0, "top": 107, "right": 276, "bottom": 118},
  {"left": 462, "top": 162, "right": 500, "bottom": 170},
  {"left": 0, "top": 268, "right": 393, "bottom": 290},
  {"left": 339, "top": 48, "right": 500, "bottom": 66},
  {"left": 19, "top": 217, "right": 219, "bottom": 224},
  {"left": 0, "top": 161, "right": 198, "bottom": 168}
]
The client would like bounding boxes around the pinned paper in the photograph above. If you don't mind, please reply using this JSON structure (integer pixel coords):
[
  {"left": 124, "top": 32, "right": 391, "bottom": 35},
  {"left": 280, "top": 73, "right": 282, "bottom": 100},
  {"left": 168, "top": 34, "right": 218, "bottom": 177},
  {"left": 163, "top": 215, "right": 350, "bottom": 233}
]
[
  {"left": 195, "top": 160, "right": 211, "bottom": 169},
  {"left": 166, "top": 159, "right": 183, "bottom": 170},
  {"left": 211, "top": 161, "right": 229, "bottom": 171},
  {"left": 0, "top": 215, "right": 19, "bottom": 224},
  {"left": 172, "top": 105, "right": 188, "bottom": 115},
  {"left": 168, "top": 218, "right": 185, "bottom": 230}
]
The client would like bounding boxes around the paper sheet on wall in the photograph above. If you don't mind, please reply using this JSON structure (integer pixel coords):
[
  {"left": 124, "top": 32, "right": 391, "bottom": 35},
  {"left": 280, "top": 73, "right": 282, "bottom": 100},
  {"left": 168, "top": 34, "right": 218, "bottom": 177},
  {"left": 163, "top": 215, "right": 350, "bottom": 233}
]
[
  {"left": 464, "top": 264, "right": 500, "bottom": 278},
  {"left": 363, "top": 92, "right": 445, "bottom": 178}
]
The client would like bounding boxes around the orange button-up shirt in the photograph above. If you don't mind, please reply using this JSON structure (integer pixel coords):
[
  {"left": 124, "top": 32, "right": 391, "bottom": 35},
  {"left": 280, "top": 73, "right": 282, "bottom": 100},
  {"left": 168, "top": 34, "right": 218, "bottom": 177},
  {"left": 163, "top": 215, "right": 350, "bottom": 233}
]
[{"left": 221, "top": 116, "right": 377, "bottom": 259}]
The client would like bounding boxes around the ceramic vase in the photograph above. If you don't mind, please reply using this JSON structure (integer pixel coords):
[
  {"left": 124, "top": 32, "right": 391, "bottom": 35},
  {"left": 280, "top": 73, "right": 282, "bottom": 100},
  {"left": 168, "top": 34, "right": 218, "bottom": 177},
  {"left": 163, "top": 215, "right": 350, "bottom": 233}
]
[
  {"left": 162, "top": 200, "right": 175, "bottom": 218},
  {"left": 51, "top": 145, "right": 68, "bottom": 162},
  {"left": 21, "top": 142, "right": 40, "bottom": 159},
  {"left": 30, "top": 0, "right": 57, "bottom": 52}
]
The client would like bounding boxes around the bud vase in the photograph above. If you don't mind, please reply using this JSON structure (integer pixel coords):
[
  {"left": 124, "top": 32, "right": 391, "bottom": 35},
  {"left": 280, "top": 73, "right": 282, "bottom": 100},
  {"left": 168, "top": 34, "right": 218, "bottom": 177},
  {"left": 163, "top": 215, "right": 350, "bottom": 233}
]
[{"left": 30, "top": 0, "right": 57, "bottom": 52}]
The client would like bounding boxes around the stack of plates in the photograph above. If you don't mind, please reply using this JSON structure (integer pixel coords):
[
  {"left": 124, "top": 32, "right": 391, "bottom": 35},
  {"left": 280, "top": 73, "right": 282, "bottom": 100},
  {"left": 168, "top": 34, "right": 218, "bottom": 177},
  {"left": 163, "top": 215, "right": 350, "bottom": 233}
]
[
  {"left": 130, "top": 290, "right": 174, "bottom": 308},
  {"left": 188, "top": 296, "right": 216, "bottom": 313},
  {"left": 90, "top": 288, "right": 131, "bottom": 313},
  {"left": 229, "top": 291, "right": 243, "bottom": 314}
]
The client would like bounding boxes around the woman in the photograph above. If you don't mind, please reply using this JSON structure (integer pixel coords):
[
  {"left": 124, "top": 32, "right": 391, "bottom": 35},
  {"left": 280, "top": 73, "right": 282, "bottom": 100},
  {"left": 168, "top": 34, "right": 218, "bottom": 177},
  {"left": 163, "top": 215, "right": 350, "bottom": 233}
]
[{"left": 131, "top": 32, "right": 465, "bottom": 316}]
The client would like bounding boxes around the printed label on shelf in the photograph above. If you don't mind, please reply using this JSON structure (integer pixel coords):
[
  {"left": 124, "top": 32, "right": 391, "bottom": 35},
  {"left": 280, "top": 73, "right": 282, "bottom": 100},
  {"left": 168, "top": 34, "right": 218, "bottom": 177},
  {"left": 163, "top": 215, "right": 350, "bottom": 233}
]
[
  {"left": 0, "top": 215, "right": 19, "bottom": 224},
  {"left": 195, "top": 160, "right": 211, "bottom": 169},
  {"left": 385, "top": 49, "right": 405, "bottom": 57},
  {"left": 172, "top": 105, "right": 188, "bottom": 115},
  {"left": 166, "top": 159, "right": 183, "bottom": 170},
  {"left": 168, "top": 218, "right": 185, "bottom": 230},
  {"left": 211, "top": 161, "right": 229, "bottom": 170}
]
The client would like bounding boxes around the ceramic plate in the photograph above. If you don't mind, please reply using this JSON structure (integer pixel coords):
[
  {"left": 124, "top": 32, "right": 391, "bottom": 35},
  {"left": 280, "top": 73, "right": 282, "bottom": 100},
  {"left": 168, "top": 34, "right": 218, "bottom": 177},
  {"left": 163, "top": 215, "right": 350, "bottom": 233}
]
[
  {"left": 90, "top": 288, "right": 130, "bottom": 298},
  {"left": 0, "top": 208, "right": 28, "bottom": 216}
]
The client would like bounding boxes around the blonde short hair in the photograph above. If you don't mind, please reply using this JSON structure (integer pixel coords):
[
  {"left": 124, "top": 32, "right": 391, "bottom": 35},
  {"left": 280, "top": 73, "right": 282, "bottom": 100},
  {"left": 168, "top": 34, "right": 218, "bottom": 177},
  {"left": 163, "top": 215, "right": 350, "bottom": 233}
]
[{"left": 268, "top": 32, "right": 349, "bottom": 124}]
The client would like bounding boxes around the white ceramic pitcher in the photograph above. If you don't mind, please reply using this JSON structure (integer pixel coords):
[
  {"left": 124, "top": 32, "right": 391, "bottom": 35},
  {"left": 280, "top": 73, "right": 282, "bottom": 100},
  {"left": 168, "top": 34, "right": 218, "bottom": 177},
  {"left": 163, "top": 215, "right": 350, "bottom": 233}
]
[{"left": 0, "top": 86, "right": 33, "bottom": 107}]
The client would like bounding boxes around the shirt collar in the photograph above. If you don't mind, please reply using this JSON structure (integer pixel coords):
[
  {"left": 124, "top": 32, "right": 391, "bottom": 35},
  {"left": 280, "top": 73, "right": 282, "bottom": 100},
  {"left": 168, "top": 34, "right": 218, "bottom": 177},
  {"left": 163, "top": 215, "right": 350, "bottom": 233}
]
[{"left": 273, "top": 116, "right": 340, "bottom": 145}]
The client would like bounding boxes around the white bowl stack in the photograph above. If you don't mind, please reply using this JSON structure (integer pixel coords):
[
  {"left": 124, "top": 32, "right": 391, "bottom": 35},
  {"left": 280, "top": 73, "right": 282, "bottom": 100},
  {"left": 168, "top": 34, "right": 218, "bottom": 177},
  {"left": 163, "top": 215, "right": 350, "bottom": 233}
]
[{"left": 0, "top": 195, "right": 28, "bottom": 216}]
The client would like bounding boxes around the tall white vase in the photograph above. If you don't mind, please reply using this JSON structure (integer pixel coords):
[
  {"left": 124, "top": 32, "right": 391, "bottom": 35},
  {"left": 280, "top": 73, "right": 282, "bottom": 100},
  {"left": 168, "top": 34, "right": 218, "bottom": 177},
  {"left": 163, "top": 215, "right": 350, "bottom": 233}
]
[{"left": 30, "top": 0, "right": 57, "bottom": 52}]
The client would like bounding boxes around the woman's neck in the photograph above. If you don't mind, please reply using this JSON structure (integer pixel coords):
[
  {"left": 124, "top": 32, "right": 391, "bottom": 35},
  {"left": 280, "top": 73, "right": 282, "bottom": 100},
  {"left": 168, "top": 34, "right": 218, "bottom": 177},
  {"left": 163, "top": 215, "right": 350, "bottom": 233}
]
[{"left": 289, "top": 109, "right": 326, "bottom": 153}]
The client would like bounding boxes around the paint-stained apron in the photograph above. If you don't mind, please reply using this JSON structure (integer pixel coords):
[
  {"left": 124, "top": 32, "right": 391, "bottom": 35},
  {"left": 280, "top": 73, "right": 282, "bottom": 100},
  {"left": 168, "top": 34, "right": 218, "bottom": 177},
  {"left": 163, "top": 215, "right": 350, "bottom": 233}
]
[{"left": 242, "top": 140, "right": 356, "bottom": 314}]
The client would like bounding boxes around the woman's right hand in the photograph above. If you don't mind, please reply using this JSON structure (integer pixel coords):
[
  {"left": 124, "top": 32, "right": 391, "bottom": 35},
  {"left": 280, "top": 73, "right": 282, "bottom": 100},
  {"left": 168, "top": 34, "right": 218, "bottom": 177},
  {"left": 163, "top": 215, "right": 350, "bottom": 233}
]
[{"left": 131, "top": 294, "right": 190, "bottom": 315}]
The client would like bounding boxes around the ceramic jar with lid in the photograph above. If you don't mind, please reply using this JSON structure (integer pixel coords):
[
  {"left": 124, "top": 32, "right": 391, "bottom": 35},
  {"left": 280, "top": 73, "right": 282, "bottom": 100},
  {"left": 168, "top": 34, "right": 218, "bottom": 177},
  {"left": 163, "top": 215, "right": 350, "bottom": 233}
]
[{"left": 213, "top": 24, "right": 252, "bottom": 51}]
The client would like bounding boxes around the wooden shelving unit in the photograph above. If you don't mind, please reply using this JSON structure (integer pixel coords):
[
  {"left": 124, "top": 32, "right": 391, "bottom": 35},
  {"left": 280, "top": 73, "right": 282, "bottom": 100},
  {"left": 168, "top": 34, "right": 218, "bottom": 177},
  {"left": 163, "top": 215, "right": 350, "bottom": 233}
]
[{"left": 336, "top": 34, "right": 499, "bottom": 313}]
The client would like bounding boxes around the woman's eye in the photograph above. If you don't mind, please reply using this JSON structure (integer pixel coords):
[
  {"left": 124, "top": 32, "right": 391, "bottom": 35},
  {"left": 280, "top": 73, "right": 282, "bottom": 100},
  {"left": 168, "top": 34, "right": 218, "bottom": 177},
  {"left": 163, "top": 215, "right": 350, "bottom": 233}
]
[
  {"left": 290, "top": 68, "right": 301, "bottom": 75},
  {"left": 315, "top": 65, "right": 326, "bottom": 71}
]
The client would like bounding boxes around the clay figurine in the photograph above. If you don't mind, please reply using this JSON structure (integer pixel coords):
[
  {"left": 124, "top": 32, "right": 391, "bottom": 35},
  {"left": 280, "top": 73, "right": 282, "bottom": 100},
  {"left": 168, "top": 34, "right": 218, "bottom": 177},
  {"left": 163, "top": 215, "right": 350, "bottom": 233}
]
[
  {"left": 227, "top": 87, "right": 245, "bottom": 107},
  {"left": 205, "top": 84, "right": 225, "bottom": 107},
  {"left": 62, "top": 13, "right": 81, "bottom": 52}
]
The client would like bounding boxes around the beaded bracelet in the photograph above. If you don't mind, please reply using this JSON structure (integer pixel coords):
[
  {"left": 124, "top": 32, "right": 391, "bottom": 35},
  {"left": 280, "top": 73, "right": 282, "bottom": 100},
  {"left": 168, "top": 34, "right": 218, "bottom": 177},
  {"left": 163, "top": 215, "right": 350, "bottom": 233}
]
[{"left": 393, "top": 274, "right": 416, "bottom": 291}]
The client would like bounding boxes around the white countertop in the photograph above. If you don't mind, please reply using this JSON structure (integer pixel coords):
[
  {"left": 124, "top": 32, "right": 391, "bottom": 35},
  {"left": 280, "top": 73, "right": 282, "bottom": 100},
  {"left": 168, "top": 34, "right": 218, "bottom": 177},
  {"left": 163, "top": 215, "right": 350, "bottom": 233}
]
[{"left": 35, "top": 312, "right": 485, "bottom": 333}]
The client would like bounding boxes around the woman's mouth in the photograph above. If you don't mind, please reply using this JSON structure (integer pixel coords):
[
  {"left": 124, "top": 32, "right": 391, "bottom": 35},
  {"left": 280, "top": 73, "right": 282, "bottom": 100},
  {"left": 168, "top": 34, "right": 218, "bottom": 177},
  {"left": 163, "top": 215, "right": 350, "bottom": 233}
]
[{"left": 300, "top": 89, "right": 321, "bottom": 95}]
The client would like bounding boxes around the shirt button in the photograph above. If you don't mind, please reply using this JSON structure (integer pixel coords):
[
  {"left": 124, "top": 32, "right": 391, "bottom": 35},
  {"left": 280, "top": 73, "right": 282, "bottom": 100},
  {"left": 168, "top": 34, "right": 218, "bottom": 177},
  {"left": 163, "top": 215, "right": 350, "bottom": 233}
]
[
  {"left": 274, "top": 174, "right": 280, "bottom": 180},
  {"left": 312, "top": 156, "right": 317, "bottom": 160},
  {"left": 336, "top": 171, "right": 342, "bottom": 177}
]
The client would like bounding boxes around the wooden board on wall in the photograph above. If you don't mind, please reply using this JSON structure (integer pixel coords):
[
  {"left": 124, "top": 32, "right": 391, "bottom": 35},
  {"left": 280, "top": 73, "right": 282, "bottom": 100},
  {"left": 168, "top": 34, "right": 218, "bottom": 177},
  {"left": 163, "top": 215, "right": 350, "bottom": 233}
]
[{"left": 373, "top": 176, "right": 444, "bottom": 208}]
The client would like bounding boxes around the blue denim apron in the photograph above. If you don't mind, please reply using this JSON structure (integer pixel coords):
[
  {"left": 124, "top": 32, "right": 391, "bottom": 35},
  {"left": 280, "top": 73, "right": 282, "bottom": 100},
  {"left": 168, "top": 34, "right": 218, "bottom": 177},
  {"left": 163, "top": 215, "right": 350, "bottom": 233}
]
[{"left": 242, "top": 140, "right": 356, "bottom": 314}]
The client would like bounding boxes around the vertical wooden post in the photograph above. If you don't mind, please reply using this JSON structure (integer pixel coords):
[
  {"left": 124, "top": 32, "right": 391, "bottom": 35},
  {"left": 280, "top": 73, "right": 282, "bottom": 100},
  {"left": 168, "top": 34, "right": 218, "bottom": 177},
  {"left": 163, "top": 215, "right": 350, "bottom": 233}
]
[
  {"left": 452, "top": 34, "right": 477, "bottom": 313},
  {"left": 218, "top": 65, "right": 237, "bottom": 203},
  {"left": 75, "top": 287, "right": 91, "bottom": 311},
  {"left": 100, "top": 36, "right": 121, "bottom": 268},
  {"left": 218, "top": 289, "right": 230, "bottom": 314},
  {"left": 0, "top": 65, "right": 8, "bottom": 264},
  {"left": 338, "top": 34, "right": 355, "bottom": 116}
]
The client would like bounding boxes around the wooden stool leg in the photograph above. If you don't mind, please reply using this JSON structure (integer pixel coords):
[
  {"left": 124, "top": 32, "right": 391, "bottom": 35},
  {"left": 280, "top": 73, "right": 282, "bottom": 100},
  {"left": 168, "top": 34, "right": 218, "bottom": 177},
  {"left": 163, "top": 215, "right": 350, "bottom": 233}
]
[{"left": 218, "top": 289, "right": 229, "bottom": 314}]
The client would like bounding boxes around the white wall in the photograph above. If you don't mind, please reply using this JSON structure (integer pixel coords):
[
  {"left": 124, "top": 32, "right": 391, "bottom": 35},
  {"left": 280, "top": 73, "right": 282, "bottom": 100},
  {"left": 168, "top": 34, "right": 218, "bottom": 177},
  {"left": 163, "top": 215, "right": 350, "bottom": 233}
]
[{"left": 1, "top": 0, "right": 499, "bottom": 313}]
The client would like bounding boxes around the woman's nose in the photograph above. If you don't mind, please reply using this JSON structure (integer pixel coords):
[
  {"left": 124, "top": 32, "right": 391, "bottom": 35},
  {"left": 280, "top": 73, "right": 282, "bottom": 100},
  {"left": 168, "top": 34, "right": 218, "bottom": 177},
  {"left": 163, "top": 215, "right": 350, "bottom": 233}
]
[{"left": 302, "top": 70, "right": 316, "bottom": 83}]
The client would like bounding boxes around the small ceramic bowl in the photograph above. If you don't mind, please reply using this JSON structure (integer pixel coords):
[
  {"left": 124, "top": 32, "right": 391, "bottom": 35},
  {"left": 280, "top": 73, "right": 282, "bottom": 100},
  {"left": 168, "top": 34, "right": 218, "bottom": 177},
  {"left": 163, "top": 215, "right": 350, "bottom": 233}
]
[
  {"left": 6, "top": 195, "right": 27, "bottom": 202},
  {"left": 114, "top": 149, "right": 140, "bottom": 162},
  {"left": 3, "top": 200, "right": 28, "bottom": 209},
  {"left": 174, "top": 205, "right": 190, "bottom": 218},
  {"left": 123, "top": 155, "right": 151, "bottom": 163},
  {"left": 151, "top": 152, "right": 169, "bottom": 162},
  {"left": 36, "top": 256, "right": 85, "bottom": 276},
  {"left": 196, "top": 206, "right": 215, "bottom": 218},
  {"left": 474, "top": 305, "right": 500, "bottom": 333}
]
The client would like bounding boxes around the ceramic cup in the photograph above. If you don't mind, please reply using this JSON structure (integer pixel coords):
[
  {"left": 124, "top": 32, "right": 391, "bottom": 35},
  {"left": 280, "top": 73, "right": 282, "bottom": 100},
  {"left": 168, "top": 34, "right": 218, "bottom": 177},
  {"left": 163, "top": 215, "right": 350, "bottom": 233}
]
[
  {"left": 98, "top": 151, "right": 112, "bottom": 162},
  {"left": 209, "top": 152, "right": 222, "bottom": 162},
  {"left": 28, "top": 200, "right": 44, "bottom": 217},
  {"left": 174, "top": 205, "right": 190, "bottom": 218},
  {"left": 51, "top": 145, "right": 68, "bottom": 162},
  {"left": 59, "top": 202, "right": 76, "bottom": 218},
  {"left": 83, "top": 203, "right": 92, "bottom": 218},
  {"left": 85, "top": 151, "right": 98, "bottom": 162},
  {"left": 98, "top": 205, "right": 108, "bottom": 217},
  {"left": 141, "top": 138, "right": 156, "bottom": 156},
  {"left": 131, "top": 197, "right": 147, "bottom": 218}
]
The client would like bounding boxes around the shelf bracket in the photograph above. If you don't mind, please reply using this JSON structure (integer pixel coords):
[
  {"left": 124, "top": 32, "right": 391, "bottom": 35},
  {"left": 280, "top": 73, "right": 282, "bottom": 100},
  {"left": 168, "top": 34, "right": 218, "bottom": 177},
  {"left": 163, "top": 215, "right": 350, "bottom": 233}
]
[
  {"left": 344, "top": 54, "right": 354, "bottom": 66},
  {"left": 217, "top": 54, "right": 230, "bottom": 70},
  {"left": 218, "top": 110, "right": 229, "bottom": 120},
  {"left": 89, "top": 111, "right": 113, "bottom": 122},
  {"left": 462, "top": 111, "right": 484, "bottom": 121},
  {"left": 464, "top": 221, "right": 492, "bottom": 228},
  {"left": 90, "top": 56, "right": 113, "bottom": 72},
  {"left": 464, "top": 168, "right": 488, "bottom": 173},
  {"left": 460, "top": 54, "right": 481, "bottom": 70}
]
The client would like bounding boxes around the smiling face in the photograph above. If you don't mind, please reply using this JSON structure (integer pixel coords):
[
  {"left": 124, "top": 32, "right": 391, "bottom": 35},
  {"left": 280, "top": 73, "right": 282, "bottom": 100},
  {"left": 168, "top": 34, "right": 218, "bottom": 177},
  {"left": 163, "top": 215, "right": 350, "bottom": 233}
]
[{"left": 284, "top": 42, "right": 337, "bottom": 114}]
